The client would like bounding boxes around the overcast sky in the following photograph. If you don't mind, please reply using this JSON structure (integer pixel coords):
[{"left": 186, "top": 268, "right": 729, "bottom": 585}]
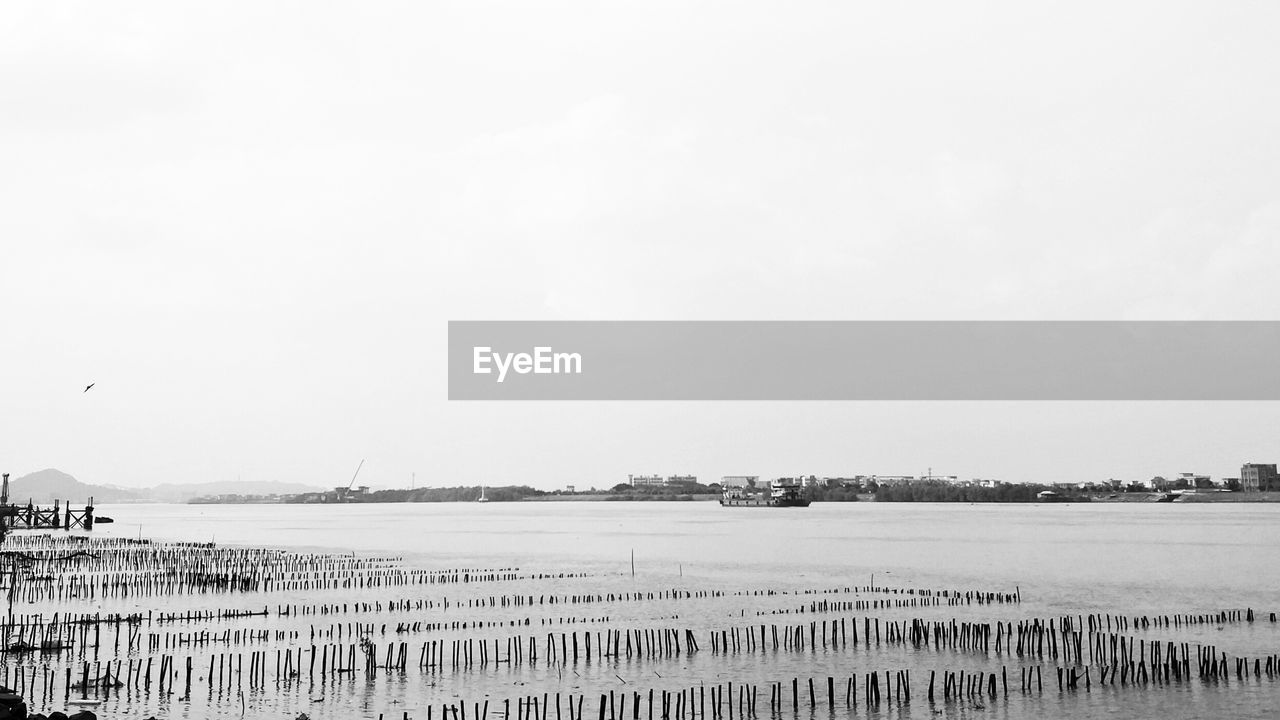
[{"left": 4, "top": 2, "right": 1280, "bottom": 490}]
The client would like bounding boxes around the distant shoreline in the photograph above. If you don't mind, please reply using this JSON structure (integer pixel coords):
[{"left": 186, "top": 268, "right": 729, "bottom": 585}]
[
  {"left": 1088, "top": 491, "right": 1280, "bottom": 503},
  {"left": 184, "top": 493, "right": 724, "bottom": 505},
  {"left": 519, "top": 493, "right": 721, "bottom": 502},
  {"left": 171, "top": 491, "right": 1280, "bottom": 505}
]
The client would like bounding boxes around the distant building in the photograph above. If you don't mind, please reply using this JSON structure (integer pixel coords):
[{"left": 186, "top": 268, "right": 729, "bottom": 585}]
[
  {"left": 1177, "top": 473, "right": 1213, "bottom": 489},
  {"left": 565, "top": 485, "right": 576, "bottom": 493},
  {"left": 824, "top": 477, "right": 864, "bottom": 488},
  {"left": 666, "top": 474, "right": 698, "bottom": 485},
  {"left": 1241, "top": 464, "right": 1279, "bottom": 492},
  {"left": 720, "top": 476, "right": 758, "bottom": 488},
  {"left": 331, "top": 485, "right": 370, "bottom": 500},
  {"left": 629, "top": 474, "right": 665, "bottom": 487}
]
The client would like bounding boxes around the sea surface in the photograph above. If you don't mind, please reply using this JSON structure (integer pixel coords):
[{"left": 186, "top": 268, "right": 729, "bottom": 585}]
[
  {"left": 16, "top": 501, "right": 1280, "bottom": 719},
  {"left": 98, "top": 500, "right": 1280, "bottom": 613}
]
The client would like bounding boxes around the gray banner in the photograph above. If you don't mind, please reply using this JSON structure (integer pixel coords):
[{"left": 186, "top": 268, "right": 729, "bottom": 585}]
[{"left": 448, "top": 321, "right": 1280, "bottom": 400}]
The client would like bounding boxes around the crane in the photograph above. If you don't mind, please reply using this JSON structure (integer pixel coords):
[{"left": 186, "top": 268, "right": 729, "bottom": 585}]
[{"left": 338, "top": 459, "right": 365, "bottom": 501}]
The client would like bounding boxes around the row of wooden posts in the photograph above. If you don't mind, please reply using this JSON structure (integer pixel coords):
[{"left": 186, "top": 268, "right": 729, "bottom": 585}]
[
  {"left": 365, "top": 655, "right": 1280, "bottom": 720},
  {"left": 1, "top": 579, "right": 1037, "bottom": 653},
  {"left": 8, "top": 613, "right": 1279, "bottom": 700},
  {"left": 17, "top": 658, "right": 1280, "bottom": 720},
  {"left": 4, "top": 603, "right": 1270, "bottom": 671},
  {"left": 5, "top": 534, "right": 554, "bottom": 600},
  {"left": 13, "top": 566, "right": 547, "bottom": 601},
  {"left": 8, "top": 536, "right": 1026, "bottom": 614},
  {"left": 6, "top": 534, "right": 1278, "bottom": 719}
]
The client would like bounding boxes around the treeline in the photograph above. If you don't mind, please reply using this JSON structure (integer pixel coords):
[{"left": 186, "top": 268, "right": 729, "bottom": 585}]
[
  {"left": 386, "top": 486, "right": 546, "bottom": 503},
  {"left": 872, "top": 480, "right": 1089, "bottom": 503},
  {"left": 274, "top": 486, "right": 550, "bottom": 504},
  {"left": 611, "top": 482, "right": 717, "bottom": 496},
  {"left": 206, "top": 483, "right": 723, "bottom": 505},
  {"left": 800, "top": 487, "right": 862, "bottom": 502},
  {"left": 604, "top": 493, "right": 705, "bottom": 502}
]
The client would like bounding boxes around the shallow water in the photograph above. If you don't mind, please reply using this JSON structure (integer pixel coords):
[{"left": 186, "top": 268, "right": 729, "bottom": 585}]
[
  {"left": 98, "top": 501, "right": 1280, "bottom": 610},
  {"left": 8, "top": 501, "right": 1279, "bottom": 719}
]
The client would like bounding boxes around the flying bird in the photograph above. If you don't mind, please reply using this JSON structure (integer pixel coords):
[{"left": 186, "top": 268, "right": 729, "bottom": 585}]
[{"left": 84, "top": 383, "right": 94, "bottom": 393}]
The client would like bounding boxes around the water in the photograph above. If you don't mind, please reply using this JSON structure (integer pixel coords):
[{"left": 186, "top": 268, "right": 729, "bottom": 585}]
[
  {"left": 16, "top": 501, "right": 1280, "bottom": 719},
  {"left": 99, "top": 501, "right": 1280, "bottom": 611}
]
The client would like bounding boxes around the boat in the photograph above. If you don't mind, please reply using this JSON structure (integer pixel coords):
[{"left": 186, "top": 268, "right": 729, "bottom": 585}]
[
  {"left": 720, "top": 478, "right": 810, "bottom": 507},
  {"left": 477, "top": 486, "right": 490, "bottom": 503},
  {"left": 1036, "top": 490, "right": 1069, "bottom": 503}
]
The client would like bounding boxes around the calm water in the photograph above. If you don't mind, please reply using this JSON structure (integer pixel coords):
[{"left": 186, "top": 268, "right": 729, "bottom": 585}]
[
  {"left": 20, "top": 501, "right": 1280, "bottom": 719},
  {"left": 98, "top": 500, "right": 1280, "bottom": 612}
]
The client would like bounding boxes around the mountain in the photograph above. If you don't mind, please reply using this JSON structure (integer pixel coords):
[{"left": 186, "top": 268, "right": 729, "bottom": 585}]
[
  {"left": 5, "top": 468, "right": 142, "bottom": 504},
  {"left": 3, "top": 470, "right": 325, "bottom": 504}
]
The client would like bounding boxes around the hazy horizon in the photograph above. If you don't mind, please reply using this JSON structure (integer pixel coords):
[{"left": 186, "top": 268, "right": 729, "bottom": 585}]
[
  {"left": 5, "top": 2, "right": 1280, "bottom": 490},
  {"left": 10, "top": 399, "right": 1280, "bottom": 491}
]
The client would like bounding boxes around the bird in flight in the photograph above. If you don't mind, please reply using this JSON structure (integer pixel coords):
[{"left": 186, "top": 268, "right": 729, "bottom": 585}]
[{"left": 84, "top": 383, "right": 95, "bottom": 393}]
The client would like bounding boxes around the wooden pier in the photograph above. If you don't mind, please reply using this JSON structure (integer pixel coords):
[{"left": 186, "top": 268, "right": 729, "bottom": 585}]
[{"left": 0, "top": 473, "right": 95, "bottom": 537}]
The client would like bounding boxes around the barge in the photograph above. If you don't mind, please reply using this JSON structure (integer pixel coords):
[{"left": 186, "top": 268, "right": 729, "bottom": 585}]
[{"left": 720, "top": 478, "right": 810, "bottom": 507}]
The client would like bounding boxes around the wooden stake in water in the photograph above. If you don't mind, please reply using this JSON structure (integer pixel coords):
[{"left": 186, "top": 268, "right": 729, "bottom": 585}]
[{"left": 631, "top": 550, "right": 635, "bottom": 578}]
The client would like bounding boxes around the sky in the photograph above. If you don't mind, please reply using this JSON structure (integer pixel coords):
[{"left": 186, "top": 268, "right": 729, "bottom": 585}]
[{"left": 3, "top": 2, "right": 1280, "bottom": 490}]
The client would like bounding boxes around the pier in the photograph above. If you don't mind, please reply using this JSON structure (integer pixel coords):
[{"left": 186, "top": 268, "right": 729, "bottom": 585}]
[{"left": 0, "top": 473, "right": 95, "bottom": 536}]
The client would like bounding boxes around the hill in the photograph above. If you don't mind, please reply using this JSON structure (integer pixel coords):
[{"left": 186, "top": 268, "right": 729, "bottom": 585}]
[
  {"left": 3, "top": 469, "right": 325, "bottom": 504},
  {"left": 6, "top": 468, "right": 141, "bottom": 504}
]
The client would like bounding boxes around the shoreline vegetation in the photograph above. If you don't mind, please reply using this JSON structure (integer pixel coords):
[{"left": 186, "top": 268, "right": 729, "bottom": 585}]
[
  {"left": 186, "top": 481, "right": 1280, "bottom": 505},
  {"left": 191, "top": 482, "right": 726, "bottom": 504}
]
